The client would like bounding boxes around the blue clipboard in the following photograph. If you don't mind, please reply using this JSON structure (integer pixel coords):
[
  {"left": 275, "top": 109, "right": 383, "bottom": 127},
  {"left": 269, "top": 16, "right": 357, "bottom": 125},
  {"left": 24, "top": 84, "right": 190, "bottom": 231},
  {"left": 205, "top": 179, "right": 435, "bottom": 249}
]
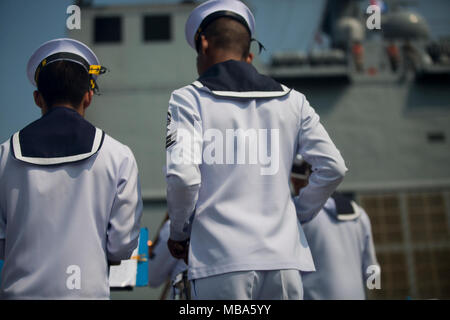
[
  {"left": 135, "top": 227, "right": 149, "bottom": 287},
  {"left": 0, "top": 260, "right": 3, "bottom": 283}
]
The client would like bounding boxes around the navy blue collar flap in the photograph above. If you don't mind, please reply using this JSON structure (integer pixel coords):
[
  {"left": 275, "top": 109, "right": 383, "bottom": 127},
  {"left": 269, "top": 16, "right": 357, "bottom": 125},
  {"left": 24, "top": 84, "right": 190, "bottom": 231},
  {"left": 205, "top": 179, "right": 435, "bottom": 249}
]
[
  {"left": 329, "top": 193, "right": 361, "bottom": 221},
  {"left": 10, "top": 107, "right": 104, "bottom": 166},
  {"left": 194, "top": 60, "right": 290, "bottom": 99}
]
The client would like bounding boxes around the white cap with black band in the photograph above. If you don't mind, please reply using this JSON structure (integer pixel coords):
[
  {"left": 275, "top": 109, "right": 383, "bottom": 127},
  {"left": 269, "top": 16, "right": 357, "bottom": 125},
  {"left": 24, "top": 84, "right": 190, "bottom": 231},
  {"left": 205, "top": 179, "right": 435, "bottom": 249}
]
[
  {"left": 185, "top": 0, "right": 256, "bottom": 51},
  {"left": 27, "top": 38, "right": 106, "bottom": 92}
]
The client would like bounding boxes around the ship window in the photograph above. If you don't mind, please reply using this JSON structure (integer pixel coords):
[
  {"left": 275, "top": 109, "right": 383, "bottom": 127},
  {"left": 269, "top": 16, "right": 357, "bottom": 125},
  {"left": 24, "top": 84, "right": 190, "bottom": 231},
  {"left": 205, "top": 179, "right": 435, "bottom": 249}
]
[
  {"left": 94, "top": 16, "right": 122, "bottom": 43},
  {"left": 427, "top": 132, "right": 445, "bottom": 143},
  {"left": 143, "top": 15, "right": 171, "bottom": 42}
]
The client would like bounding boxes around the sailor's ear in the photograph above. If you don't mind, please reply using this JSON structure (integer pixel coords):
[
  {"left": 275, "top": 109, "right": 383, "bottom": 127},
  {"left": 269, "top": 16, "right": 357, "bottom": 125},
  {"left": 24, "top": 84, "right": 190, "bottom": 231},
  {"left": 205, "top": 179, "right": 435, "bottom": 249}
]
[
  {"left": 245, "top": 52, "right": 254, "bottom": 64},
  {"left": 33, "top": 90, "right": 45, "bottom": 110},
  {"left": 200, "top": 34, "right": 209, "bottom": 54},
  {"left": 82, "top": 90, "right": 94, "bottom": 110}
]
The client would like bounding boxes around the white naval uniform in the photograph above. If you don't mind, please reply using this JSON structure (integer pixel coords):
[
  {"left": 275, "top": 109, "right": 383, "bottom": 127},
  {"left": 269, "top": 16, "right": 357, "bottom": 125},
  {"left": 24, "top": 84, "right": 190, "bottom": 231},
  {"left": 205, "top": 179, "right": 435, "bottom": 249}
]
[
  {"left": 166, "top": 60, "right": 347, "bottom": 295},
  {"left": 0, "top": 107, "right": 143, "bottom": 299},
  {"left": 148, "top": 220, "right": 188, "bottom": 292},
  {"left": 301, "top": 196, "right": 379, "bottom": 300}
]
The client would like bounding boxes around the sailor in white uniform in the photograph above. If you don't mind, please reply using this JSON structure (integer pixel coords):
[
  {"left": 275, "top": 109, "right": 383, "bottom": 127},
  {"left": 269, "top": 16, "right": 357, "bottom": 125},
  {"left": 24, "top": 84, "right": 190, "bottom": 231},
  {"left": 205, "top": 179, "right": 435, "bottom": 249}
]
[
  {"left": 0, "top": 39, "right": 143, "bottom": 299},
  {"left": 148, "top": 215, "right": 189, "bottom": 300},
  {"left": 166, "top": 0, "right": 347, "bottom": 300},
  {"left": 291, "top": 158, "right": 379, "bottom": 300}
]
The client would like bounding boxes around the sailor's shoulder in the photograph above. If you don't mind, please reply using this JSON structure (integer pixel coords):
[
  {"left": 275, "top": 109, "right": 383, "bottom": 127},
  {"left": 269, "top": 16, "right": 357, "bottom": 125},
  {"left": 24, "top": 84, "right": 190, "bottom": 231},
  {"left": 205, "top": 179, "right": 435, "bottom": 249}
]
[
  {"left": 0, "top": 138, "right": 11, "bottom": 168},
  {"left": 100, "top": 133, "right": 136, "bottom": 162},
  {"left": 171, "top": 83, "right": 200, "bottom": 99}
]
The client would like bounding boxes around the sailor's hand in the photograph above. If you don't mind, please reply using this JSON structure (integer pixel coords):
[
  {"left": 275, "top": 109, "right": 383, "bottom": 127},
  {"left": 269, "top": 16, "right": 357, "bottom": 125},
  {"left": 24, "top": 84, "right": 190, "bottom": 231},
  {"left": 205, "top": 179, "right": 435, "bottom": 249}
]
[
  {"left": 108, "top": 260, "right": 121, "bottom": 267},
  {"left": 167, "top": 238, "right": 189, "bottom": 264}
]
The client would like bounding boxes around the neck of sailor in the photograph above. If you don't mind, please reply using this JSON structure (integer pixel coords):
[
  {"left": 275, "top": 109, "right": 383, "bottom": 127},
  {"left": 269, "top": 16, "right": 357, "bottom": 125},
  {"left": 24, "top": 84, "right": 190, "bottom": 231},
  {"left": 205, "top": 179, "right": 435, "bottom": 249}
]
[
  {"left": 196, "top": 34, "right": 254, "bottom": 76},
  {"left": 33, "top": 90, "right": 93, "bottom": 118}
]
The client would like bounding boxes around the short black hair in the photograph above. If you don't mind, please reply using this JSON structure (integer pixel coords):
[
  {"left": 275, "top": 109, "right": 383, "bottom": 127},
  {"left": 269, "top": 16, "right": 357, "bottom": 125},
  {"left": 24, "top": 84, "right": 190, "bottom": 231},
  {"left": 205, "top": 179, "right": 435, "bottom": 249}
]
[
  {"left": 36, "top": 61, "right": 90, "bottom": 108},
  {"left": 202, "top": 17, "right": 251, "bottom": 59}
]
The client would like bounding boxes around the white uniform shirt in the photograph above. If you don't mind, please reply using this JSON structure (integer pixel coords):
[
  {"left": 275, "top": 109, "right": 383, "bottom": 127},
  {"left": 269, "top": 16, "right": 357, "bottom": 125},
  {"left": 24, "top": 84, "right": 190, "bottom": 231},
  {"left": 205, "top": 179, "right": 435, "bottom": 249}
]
[
  {"left": 166, "top": 60, "right": 347, "bottom": 280},
  {"left": 302, "top": 197, "right": 379, "bottom": 300},
  {"left": 148, "top": 220, "right": 188, "bottom": 288},
  {"left": 0, "top": 107, "right": 143, "bottom": 299}
]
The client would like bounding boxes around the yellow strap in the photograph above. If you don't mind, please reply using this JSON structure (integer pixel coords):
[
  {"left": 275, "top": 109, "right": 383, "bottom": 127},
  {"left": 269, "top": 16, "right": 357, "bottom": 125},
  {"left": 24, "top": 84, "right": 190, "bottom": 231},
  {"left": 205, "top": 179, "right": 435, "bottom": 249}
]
[{"left": 88, "top": 65, "right": 103, "bottom": 75}]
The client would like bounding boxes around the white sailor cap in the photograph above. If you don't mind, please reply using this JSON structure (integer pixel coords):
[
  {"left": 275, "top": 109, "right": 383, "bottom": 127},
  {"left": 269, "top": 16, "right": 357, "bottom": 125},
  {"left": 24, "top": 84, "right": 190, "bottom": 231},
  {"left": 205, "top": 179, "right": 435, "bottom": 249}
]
[
  {"left": 185, "top": 0, "right": 256, "bottom": 51},
  {"left": 27, "top": 38, "right": 103, "bottom": 87}
]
